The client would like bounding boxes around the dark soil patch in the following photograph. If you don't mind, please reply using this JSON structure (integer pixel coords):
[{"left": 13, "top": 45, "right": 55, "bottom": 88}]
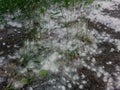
[
  {"left": 94, "top": 52, "right": 120, "bottom": 73},
  {"left": 102, "top": 4, "right": 120, "bottom": 19},
  {"left": 0, "top": 77, "right": 8, "bottom": 89},
  {"left": 77, "top": 67, "right": 106, "bottom": 90},
  {"left": 0, "top": 26, "right": 28, "bottom": 56},
  {"left": 97, "top": 42, "right": 116, "bottom": 53},
  {"left": 87, "top": 19, "right": 120, "bottom": 39}
]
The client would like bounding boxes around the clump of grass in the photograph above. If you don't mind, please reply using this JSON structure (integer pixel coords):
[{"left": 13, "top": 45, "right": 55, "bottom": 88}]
[
  {"left": 20, "top": 40, "right": 38, "bottom": 67},
  {"left": 62, "top": 49, "right": 79, "bottom": 61},
  {"left": 20, "top": 77, "right": 32, "bottom": 85},
  {"left": 39, "top": 70, "right": 48, "bottom": 78},
  {"left": 75, "top": 30, "right": 93, "bottom": 44},
  {"left": 3, "top": 86, "right": 14, "bottom": 90},
  {"left": 0, "top": 0, "right": 40, "bottom": 14},
  {"left": 0, "top": 0, "right": 94, "bottom": 14},
  {"left": 26, "top": 28, "right": 38, "bottom": 40},
  {"left": 20, "top": 42, "right": 52, "bottom": 67},
  {"left": 20, "top": 53, "right": 30, "bottom": 67}
]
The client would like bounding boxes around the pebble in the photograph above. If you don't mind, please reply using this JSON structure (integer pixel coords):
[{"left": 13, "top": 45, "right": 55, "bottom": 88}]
[
  {"left": 81, "top": 74, "right": 85, "bottom": 79},
  {"left": 0, "top": 37, "right": 3, "bottom": 40},
  {"left": 2, "top": 42, "right": 6, "bottom": 46},
  {"left": 27, "top": 87, "right": 33, "bottom": 90},
  {"left": 68, "top": 83, "right": 72, "bottom": 88},
  {"left": 97, "top": 72, "right": 102, "bottom": 78},
  {"left": 73, "top": 74, "right": 79, "bottom": 80},
  {"left": 106, "top": 61, "right": 112, "bottom": 65},
  {"left": 91, "top": 58, "right": 96, "bottom": 63},
  {"left": 79, "top": 85, "right": 83, "bottom": 89},
  {"left": 92, "top": 68, "right": 97, "bottom": 72},
  {"left": 13, "top": 81, "right": 24, "bottom": 89},
  {"left": 61, "top": 86, "right": 66, "bottom": 90},
  {"left": 82, "top": 80, "right": 87, "bottom": 84},
  {"left": 110, "top": 48, "right": 114, "bottom": 52},
  {"left": 81, "top": 53, "right": 86, "bottom": 56}
]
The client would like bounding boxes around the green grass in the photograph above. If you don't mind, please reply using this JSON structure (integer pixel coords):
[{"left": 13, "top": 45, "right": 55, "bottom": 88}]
[
  {"left": 75, "top": 30, "right": 93, "bottom": 45},
  {"left": 0, "top": 0, "right": 39, "bottom": 14},
  {"left": 62, "top": 49, "right": 79, "bottom": 61},
  {"left": 20, "top": 77, "right": 32, "bottom": 85},
  {"left": 39, "top": 70, "right": 48, "bottom": 78},
  {"left": 0, "top": 0, "right": 94, "bottom": 14},
  {"left": 0, "top": 0, "right": 94, "bottom": 24}
]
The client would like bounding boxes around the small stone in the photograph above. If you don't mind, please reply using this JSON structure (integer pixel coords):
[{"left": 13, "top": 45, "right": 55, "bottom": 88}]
[
  {"left": 14, "top": 44, "right": 18, "bottom": 48},
  {"left": 53, "top": 85, "right": 56, "bottom": 88},
  {"left": 97, "top": 72, "right": 102, "bottom": 78},
  {"left": 73, "top": 74, "right": 79, "bottom": 80},
  {"left": 92, "top": 68, "right": 97, "bottom": 72},
  {"left": 0, "top": 57, "right": 5, "bottom": 60},
  {"left": 103, "top": 76, "right": 108, "bottom": 82},
  {"left": 81, "top": 53, "right": 86, "bottom": 56},
  {"left": 62, "top": 77, "right": 66, "bottom": 81},
  {"left": 81, "top": 74, "right": 85, "bottom": 79},
  {"left": 79, "top": 85, "right": 83, "bottom": 89},
  {"left": 17, "top": 31, "right": 21, "bottom": 34},
  {"left": 61, "top": 86, "right": 66, "bottom": 90},
  {"left": 13, "top": 81, "right": 24, "bottom": 89},
  {"left": 104, "top": 72, "right": 109, "bottom": 76},
  {"left": 71, "top": 68, "right": 76, "bottom": 72},
  {"left": 87, "top": 57, "right": 90, "bottom": 61},
  {"left": 106, "top": 61, "right": 112, "bottom": 65},
  {"left": 117, "top": 41, "right": 120, "bottom": 51},
  {"left": 2, "top": 43, "right": 6, "bottom": 46},
  {"left": 58, "top": 85, "right": 66, "bottom": 90},
  {"left": 0, "top": 37, "right": 3, "bottom": 40},
  {"left": 82, "top": 80, "right": 87, "bottom": 84},
  {"left": 87, "top": 65, "right": 91, "bottom": 69},
  {"left": 68, "top": 83, "right": 72, "bottom": 88},
  {"left": 27, "top": 87, "right": 33, "bottom": 90},
  {"left": 110, "top": 48, "right": 114, "bottom": 52},
  {"left": 0, "top": 51, "right": 4, "bottom": 55},
  {"left": 91, "top": 58, "right": 96, "bottom": 63},
  {"left": 7, "top": 45, "right": 11, "bottom": 48}
]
